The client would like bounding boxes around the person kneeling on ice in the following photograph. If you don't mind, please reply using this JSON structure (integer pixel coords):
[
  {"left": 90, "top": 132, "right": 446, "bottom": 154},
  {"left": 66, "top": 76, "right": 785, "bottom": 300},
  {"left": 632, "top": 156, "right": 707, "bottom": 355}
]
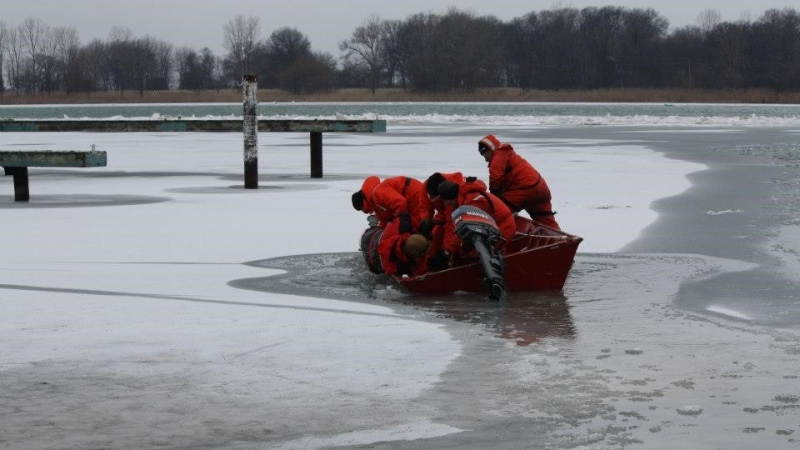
[{"left": 359, "top": 218, "right": 431, "bottom": 278}]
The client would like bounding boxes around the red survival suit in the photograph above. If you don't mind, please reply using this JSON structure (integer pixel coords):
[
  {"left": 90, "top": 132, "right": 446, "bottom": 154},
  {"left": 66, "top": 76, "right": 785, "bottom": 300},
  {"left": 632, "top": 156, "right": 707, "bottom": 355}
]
[
  {"left": 360, "top": 221, "right": 429, "bottom": 277},
  {"left": 358, "top": 175, "right": 427, "bottom": 230},
  {"left": 421, "top": 172, "right": 466, "bottom": 252},
  {"left": 440, "top": 179, "right": 517, "bottom": 259},
  {"left": 481, "top": 134, "right": 560, "bottom": 229}
]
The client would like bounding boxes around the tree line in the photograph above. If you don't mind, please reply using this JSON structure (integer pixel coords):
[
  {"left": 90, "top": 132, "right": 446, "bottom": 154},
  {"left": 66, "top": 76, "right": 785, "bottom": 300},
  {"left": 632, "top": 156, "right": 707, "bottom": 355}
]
[{"left": 1, "top": 6, "right": 798, "bottom": 96}]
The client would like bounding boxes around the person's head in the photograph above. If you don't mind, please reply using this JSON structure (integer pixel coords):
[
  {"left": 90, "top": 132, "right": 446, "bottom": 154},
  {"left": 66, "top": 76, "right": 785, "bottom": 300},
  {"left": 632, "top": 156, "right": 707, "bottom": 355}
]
[
  {"left": 425, "top": 172, "right": 447, "bottom": 199},
  {"left": 351, "top": 191, "right": 366, "bottom": 211},
  {"left": 352, "top": 175, "right": 380, "bottom": 212},
  {"left": 402, "top": 234, "right": 431, "bottom": 262},
  {"left": 438, "top": 180, "right": 460, "bottom": 205},
  {"left": 478, "top": 134, "right": 501, "bottom": 162}
]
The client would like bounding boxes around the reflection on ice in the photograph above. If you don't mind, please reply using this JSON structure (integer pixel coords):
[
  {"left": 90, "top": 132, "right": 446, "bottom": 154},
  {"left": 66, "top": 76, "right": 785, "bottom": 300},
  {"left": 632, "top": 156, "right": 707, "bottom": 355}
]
[{"left": 393, "top": 292, "right": 576, "bottom": 346}]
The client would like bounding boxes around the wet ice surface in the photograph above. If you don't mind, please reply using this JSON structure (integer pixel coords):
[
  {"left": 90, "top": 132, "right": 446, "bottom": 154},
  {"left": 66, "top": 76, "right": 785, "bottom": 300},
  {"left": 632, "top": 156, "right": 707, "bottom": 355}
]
[
  {"left": 3, "top": 126, "right": 800, "bottom": 449},
  {"left": 235, "top": 251, "right": 800, "bottom": 449}
]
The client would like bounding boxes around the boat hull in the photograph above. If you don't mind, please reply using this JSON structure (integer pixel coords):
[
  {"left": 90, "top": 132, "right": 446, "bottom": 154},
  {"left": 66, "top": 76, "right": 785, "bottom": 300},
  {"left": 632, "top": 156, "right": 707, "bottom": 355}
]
[{"left": 392, "top": 216, "right": 582, "bottom": 295}]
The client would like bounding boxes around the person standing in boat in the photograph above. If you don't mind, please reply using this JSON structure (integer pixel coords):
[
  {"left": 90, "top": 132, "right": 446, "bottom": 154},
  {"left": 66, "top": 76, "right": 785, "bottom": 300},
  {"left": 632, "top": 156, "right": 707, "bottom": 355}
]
[
  {"left": 351, "top": 175, "right": 427, "bottom": 234},
  {"left": 477, "top": 134, "right": 560, "bottom": 229}
]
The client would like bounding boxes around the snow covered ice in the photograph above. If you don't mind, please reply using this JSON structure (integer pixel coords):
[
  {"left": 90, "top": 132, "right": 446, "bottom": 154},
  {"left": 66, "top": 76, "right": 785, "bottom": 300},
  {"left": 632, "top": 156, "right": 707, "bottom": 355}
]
[{"left": 2, "top": 108, "right": 800, "bottom": 449}]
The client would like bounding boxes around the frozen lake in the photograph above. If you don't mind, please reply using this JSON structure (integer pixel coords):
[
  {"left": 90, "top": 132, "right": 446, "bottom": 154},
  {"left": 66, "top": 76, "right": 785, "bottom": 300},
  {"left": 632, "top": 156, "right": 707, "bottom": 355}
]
[{"left": 2, "top": 105, "right": 800, "bottom": 449}]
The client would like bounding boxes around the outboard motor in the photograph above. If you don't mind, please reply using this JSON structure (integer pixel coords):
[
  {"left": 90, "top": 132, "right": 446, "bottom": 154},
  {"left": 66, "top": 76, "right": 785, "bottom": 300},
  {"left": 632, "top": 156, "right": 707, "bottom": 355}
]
[{"left": 452, "top": 205, "right": 507, "bottom": 301}]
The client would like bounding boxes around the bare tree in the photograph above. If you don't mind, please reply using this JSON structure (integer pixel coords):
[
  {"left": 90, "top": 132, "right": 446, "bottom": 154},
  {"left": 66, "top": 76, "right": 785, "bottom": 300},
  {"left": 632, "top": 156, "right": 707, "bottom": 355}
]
[
  {"left": 579, "top": 6, "right": 626, "bottom": 88},
  {"left": 200, "top": 47, "right": 222, "bottom": 90},
  {"left": 174, "top": 46, "right": 197, "bottom": 89},
  {"left": 533, "top": 8, "right": 582, "bottom": 89},
  {"left": 340, "top": 15, "right": 387, "bottom": 93},
  {"left": 380, "top": 20, "right": 406, "bottom": 87},
  {"left": 618, "top": 8, "right": 669, "bottom": 87},
  {"left": 223, "top": 15, "right": 260, "bottom": 76},
  {"left": 38, "top": 26, "right": 77, "bottom": 93},
  {"left": 659, "top": 25, "right": 704, "bottom": 87},
  {"left": 0, "top": 21, "right": 7, "bottom": 93},
  {"left": 59, "top": 30, "right": 95, "bottom": 94},
  {"left": 260, "top": 27, "right": 320, "bottom": 93},
  {"left": 749, "top": 8, "right": 800, "bottom": 90},
  {"left": 129, "top": 37, "right": 161, "bottom": 95},
  {"left": 697, "top": 9, "right": 721, "bottom": 35},
  {"left": 4, "top": 26, "right": 23, "bottom": 93},
  {"left": 108, "top": 25, "right": 132, "bottom": 42},
  {"left": 83, "top": 39, "right": 110, "bottom": 91},
  {"left": 19, "top": 17, "right": 50, "bottom": 93},
  {"left": 442, "top": 10, "right": 503, "bottom": 90},
  {"left": 106, "top": 26, "right": 134, "bottom": 94},
  {"left": 150, "top": 39, "right": 173, "bottom": 90},
  {"left": 176, "top": 46, "right": 219, "bottom": 90},
  {"left": 706, "top": 21, "right": 750, "bottom": 88},
  {"left": 398, "top": 12, "right": 443, "bottom": 91},
  {"left": 281, "top": 51, "right": 335, "bottom": 94}
]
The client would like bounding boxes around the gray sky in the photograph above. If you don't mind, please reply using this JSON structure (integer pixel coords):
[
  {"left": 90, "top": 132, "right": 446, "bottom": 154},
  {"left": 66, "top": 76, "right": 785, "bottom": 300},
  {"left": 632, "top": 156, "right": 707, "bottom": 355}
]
[{"left": 1, "top": 0, "right": 790, "bottom": 56}]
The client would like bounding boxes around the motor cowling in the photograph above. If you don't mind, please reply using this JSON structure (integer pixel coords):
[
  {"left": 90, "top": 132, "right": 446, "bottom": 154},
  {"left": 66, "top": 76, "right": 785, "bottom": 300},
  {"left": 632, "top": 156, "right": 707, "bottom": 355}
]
[{"left": 452, "top": 205, "right": 502, "bottom": 246}]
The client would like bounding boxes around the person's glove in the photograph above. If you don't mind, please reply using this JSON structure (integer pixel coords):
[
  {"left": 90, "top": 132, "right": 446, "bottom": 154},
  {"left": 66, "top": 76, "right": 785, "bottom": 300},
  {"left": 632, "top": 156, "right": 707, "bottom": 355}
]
[
  {"left": 398, "top": 212, "right": 413, "bottom": 234},
  {"left": 418, "top": 219, "right": 433, "bottom": 239},
  {"left": 427, "top": 250, "right": 450, "bottom": 271}
]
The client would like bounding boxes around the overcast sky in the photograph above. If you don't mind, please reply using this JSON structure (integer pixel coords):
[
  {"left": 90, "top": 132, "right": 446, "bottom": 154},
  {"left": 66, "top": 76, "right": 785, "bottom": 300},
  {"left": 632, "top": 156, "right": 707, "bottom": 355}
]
[{"left": 2, "top": 0, "right": 790, "bottom": 56}]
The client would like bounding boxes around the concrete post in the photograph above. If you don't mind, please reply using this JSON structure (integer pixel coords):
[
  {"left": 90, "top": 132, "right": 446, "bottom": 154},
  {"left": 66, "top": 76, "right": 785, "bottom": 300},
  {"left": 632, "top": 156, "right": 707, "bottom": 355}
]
[{"left": 243, "top": 74, "right": 258, "bottom": 189}]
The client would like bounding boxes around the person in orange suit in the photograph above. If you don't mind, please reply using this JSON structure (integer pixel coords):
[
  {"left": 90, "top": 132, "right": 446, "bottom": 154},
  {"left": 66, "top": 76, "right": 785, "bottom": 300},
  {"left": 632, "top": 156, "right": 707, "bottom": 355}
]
[
  {"left": 478, "top": 134, "right": 560, "bottom": 229},
  {"left": 359, "top": 220, "right": 431, "bottom": 277},
  {"left": 419, "top": 171, "right": 466, "bottom": 249},
  {"left": 422, "top": 172, "right": 466, "bottom": 216},
  {"left": 351, "top": 175, "right": 426, "bottom": 234},
  {"left": 436, "top": 178, "right": 516, "bottom": 259}
]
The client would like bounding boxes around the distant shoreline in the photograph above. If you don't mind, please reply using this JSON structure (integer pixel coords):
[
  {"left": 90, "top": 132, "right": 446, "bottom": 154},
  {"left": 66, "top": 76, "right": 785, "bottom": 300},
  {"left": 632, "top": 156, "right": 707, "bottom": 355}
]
[{"left": 2, "top": 87, "right": 800, "bottom": 105}]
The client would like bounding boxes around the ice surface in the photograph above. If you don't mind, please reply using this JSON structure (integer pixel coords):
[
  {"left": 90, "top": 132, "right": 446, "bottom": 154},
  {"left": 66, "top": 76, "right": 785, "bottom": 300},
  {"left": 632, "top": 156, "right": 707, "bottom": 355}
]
[{"left": 2, "top": 122, "right": 800, "bottom": 449}]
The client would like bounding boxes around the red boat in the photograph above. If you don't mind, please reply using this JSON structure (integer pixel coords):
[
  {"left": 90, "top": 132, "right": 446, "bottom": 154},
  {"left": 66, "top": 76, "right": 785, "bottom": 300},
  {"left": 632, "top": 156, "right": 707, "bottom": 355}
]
[{"left": 391, "top": 215, "right": 583, "bottom": 295}]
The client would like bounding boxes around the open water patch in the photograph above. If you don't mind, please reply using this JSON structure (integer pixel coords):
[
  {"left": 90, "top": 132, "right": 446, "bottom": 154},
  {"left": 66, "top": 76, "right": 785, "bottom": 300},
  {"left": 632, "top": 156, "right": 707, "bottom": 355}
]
[{"left": 232, "top": 252, "right": 579, "bottom": 346}]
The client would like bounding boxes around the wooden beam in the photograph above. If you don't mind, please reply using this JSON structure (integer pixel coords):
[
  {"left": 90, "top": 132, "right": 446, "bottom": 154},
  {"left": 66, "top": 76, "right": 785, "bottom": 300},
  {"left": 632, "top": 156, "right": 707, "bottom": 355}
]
[
  {"left": 0, "top": 150, "right": 107, "bottom": 167},
  {"left": 1, "top": 151, "right": 107, "bottom": 202},
  {"left": 0, "top": 119, "right": 387, "bottom": 133}
]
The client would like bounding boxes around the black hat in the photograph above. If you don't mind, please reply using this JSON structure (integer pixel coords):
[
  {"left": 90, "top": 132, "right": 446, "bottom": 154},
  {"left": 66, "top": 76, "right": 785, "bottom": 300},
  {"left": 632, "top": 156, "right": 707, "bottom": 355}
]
[
  {"left": 438, "top": 181, "right": 459, "bottom": 201},
  {"left": 351, "top": 191, "right": 365, "bottom": 211},
  {"left": 425, "top": 172, "right": 446, "bottom": 197}
]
